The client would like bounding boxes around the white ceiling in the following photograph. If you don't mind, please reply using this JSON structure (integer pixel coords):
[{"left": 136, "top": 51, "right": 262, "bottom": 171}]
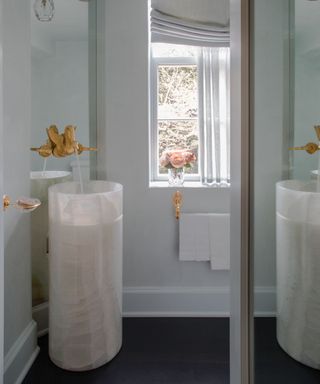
[{"left": 31, "top": 0, "right": 88, "bottom": 48}]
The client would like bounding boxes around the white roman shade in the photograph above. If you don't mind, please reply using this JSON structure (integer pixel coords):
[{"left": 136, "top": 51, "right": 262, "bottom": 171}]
[{"left": 150, "top": 0, "right": 230, "bottom": 47}]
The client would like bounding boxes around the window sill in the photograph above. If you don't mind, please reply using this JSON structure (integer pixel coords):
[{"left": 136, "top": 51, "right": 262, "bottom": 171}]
[{"left": 149, "top": 181, "right": 230, "bottom": 189}]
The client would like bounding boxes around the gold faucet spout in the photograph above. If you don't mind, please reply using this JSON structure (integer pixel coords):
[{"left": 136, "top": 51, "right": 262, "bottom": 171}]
[{"left": 77, "top": 144, "right": 98, "bottom": 155}]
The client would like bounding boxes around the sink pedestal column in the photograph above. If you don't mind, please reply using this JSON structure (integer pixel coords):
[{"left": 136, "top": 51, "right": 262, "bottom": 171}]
[
  {"left": 276, "top": 180, "right": 320, "bottom": 370},
  {"left": 48, "top": 181, "right": 123, "bottom": 371},
  {"left": 31, "top": 171, "right": 72, "bottom": 307}
]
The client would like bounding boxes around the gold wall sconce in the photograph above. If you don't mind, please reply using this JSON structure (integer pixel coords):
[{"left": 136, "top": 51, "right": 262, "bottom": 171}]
[
  {"left": 172, "top": 191, "right": 182, "bottom": 220},
  {"left": 3, "top": 195, "right": 41, "bottom": 212}
]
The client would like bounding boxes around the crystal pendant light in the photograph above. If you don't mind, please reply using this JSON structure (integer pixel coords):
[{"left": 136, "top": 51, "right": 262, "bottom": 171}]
[{"left": 34, "top": 0, "right": 55, "bottom": 22}]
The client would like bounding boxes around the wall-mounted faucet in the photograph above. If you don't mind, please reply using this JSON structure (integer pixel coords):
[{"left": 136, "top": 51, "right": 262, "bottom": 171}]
[
  {"left": 289, "top": 126, "right": 320, "bottom": 154},
  {"left": 30, "top": 125, "right": 97, "bottom": 158}
]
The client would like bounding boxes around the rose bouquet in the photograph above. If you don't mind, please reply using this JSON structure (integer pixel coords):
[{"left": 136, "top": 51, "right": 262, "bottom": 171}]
[{"left": 159, "top": 149, "right": 196, "bottom": 170}]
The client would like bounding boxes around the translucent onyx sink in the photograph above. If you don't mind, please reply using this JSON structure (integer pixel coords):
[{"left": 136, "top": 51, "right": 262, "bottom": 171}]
[
  {"left": 48, "top": 181, "right": 123, "bottom": 371},
  {"left": 30, "top": 171, "right": 72, "bottom": 307},
  {"left": 311, "top": 170, "right": 320, "bottom": 180},
  {"left": 276, "top": 179, "right": 320, "bottom": 369},
  {"left": 31, "top": 171, "right": 72, "bottom": 200}
]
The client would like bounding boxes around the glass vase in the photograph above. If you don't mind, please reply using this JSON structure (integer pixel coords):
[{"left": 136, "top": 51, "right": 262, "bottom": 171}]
[{"left": 168, "top": 167, "right": 184, "bottom": 186}]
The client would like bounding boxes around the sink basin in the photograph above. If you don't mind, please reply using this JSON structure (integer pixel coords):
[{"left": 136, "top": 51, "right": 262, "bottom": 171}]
[
  {"left": 31, "top": 171, "right": 71, "bottom": 179},
  {"left": 276, "top": 179, "right": 320, "bottom": 369},
  {"left": 30, "top": 171, "right": 72, "bottom": 307},
  {"left": 311, "top": 169, "right": 320, "bottom": 180},
  {"left": 48, "top": 181, "right": 123, "bottom": 371},
  {"left": 31, "top": 171, "right": 72, "bottom": 201}
]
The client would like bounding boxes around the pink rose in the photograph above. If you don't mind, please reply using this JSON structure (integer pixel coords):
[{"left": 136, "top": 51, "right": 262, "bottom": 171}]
[
  {"left": 169, "top": 152, "right": 185, "bottom": 168},
  {"left": 184, "top": 151, "right": 196, "bottom": 164},
  {"left": 160, "top": 151, "right": 170, "bottom": 167}
]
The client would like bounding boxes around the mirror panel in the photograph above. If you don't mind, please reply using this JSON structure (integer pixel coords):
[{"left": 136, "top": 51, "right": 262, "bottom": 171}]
[
  {"left": 292, "top": 0, "right": 320, "bottom": 180},
  {"left": 31, "top": 0, "right": 97, "bottom": 179},
  {"left": 253, "top": 0, "right": 320, "bottom": 382},
  {"left": 30, "top": 0, "right": 97, "bottom": 308}
]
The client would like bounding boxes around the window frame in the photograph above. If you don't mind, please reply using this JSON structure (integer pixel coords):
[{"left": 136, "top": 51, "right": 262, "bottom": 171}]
[
  {"left": 149, "top": 53, "right": 202, "bottom": 183},
  {"left": 149, "top": 44, "right": 230, "bottom": 187}
]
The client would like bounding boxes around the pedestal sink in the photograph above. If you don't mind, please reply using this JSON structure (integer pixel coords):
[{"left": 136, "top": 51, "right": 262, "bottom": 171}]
[
  {"left": 48, "top": 180, "right": 123, "bottom": 371},
  {"left": 31, "top": 171, "right": 72, "bottom": 306},
  {"left": 276, "top": 179, "right": 320, "bottom": 369}
]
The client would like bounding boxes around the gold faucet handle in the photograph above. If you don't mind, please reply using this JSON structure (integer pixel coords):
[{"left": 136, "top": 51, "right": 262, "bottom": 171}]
[
  {"left": 77, "top": 143, "right": 98, "bottom": 155},
  {"left": 289, "top": 142, "right": 319, "bottom": 155},
  {"left": 30, "top": 143, "right": 53, "bottom": 158}
]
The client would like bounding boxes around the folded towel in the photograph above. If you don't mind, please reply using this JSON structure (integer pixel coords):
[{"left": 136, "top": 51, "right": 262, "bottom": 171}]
[
  {"left": 179, "top": 214, "right": 211, "bottom": 261},
  {"left": 209, "top": 214, "right": 230, "bottom": 270}
]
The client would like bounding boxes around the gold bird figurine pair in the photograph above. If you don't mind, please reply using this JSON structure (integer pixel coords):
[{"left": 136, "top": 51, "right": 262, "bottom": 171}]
[{"left": 31, "top": 125, "right": 97, "bottom": 158}]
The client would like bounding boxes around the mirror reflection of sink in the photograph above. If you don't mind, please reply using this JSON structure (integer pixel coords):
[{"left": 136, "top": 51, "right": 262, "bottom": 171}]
[
  {"left": 31, "top": 171, "right": 72, "bottom": 201},
  {"left": 31, "top": 170, "right": 72, "bottom": 179},
  {"left": 276, "top": 179, "right": 320, "bottom": 369},
  {"left": 310, "top": 170, "right": 320, "bottom": 180}
]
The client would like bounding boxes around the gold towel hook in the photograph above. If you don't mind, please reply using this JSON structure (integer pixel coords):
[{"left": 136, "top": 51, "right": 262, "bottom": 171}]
[{"left": 172, "top": 191, "right": 182, "bottom": 220}]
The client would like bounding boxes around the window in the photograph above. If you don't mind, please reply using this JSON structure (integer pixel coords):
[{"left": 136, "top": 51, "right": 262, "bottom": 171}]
[
  {"left": 149, "top": 43, "right": 230, "bottom": 186},
  {"left": 150, "top": 44, "right": 200, "bottom": 181}
]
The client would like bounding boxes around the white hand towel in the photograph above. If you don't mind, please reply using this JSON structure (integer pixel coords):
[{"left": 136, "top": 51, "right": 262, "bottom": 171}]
[
  {"left": 179, "top": 214, "right": 211, "bottom": 261},
  {"left": 209, "top": 214, "right": 230, "bottom": 270}
]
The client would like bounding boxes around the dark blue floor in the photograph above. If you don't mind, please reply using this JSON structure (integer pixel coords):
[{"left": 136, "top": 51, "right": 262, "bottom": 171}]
[
  {"left": 23, "top": 318, "right": 320, "bottom": 383},
  {"left": 23, "top": 318, "right": 229, "bottom": 384},
  {"left": 254, "top": 318, "right": 320, "bottom": 384}
]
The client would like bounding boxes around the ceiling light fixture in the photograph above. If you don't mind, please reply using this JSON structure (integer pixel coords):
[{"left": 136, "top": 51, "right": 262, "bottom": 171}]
[{"left": 34, "top": 0, "right": 55, "bottom": 22}]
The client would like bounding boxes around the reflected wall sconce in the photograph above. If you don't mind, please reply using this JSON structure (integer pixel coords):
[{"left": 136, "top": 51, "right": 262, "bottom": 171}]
[{"left": 33, "top": 0, "right": 55, "bottom": 22}]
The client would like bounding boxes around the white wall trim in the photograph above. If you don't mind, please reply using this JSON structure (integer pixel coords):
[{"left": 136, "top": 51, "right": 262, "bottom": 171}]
[
  {"left": 12, "top": 347, "right": 39, "bottom": 384},
  {"left": 4, "top": 320, "right": 39, "bottom": 384},
  {"left": 253, "top": 286, "right": 276, "bottom": 317},
  {"left": 123, "top": 286, "right": 230, "bottom": 317},
  {"left": 123, "top": 286, "right": 276, "bottom": 317},
  {"left": 32, "top": 287, "right": 276, "bottom": 337},
  {"left": 32, "top": 302, "right": 49, "bottom": 337},
  {"left": 123, "top": 286, "right": 230, "bottom": 316}
]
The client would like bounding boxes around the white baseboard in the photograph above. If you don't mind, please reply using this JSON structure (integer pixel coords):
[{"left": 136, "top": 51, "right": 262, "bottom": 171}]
[
  {"left": 123, "top": 286, "right": 230, "bottom": 317},
  {"left": 32, "top": 302, "right": 49, "bottom": 337},
  {"left": 32, "top": 286, "right": 276, "bottom": 335},
  {"left": 14, "top": 347, "right": 39, "bottom": 384},
  {"left": 4, "top": 320, "right": 39, "bottom": 384},
  {"left": 123, "top": 286, "right": 276, "bottom": 317},
  {"left": 254, "top": 286, "right": 276, "bottom": 317}
]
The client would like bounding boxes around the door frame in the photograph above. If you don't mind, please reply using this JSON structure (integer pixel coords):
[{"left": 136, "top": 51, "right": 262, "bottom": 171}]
[
  {"left": 230, "top": 0, "right": 252, "bottom": 383},
  {"left": 0, "top": 0, "right": 253, "bottom": 382},
  {"left": 0, "top": 0, "right": 4, "bottom": 382}
]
